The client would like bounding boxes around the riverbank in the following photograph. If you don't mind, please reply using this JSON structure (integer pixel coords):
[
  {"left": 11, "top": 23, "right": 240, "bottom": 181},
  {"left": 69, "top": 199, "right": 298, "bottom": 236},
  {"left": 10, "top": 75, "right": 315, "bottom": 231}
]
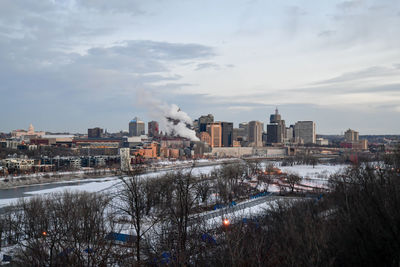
[
  {"left": 0, "top": 158, "right": 240, "bottom": 190},
  {"left": 0, "top": 169, "right": 119, "bottom": 190}
]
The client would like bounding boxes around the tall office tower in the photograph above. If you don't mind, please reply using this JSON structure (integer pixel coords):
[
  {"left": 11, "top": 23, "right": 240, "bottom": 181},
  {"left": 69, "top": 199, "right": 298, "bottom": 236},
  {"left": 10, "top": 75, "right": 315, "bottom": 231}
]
[
  {"left": 129, "top": 117, "right": 145, "bottom": 137},
  {"left": 88, "top": 127, "right": 103, "bottom": 138},
  {"left": 344, "top": 129, "right": 359, "bottom": 142},
  {"left": 239, "top": 122, "right": 249, "bottom": 140},
  {"left": 267, "top": 124, "right": 279, "bottom": 144},
  {"left": 248, "top": 121, "right": 263, "bottom": 147},
  {"left": 206, "top": 122, "right": 222, "bottom": 147},
  {"left": 220, "top": 122, "right": 233, "bottom": 147},
  {"left": 148, "top": 121, "right": 159, "bottom": 137},
  {"left": 267, "top": 108, "right": 286, "bottom": 144},
  {"left": 198, "top": 114, "right": 214, "bottom": 132},
  {"left": 294, "top": 121, "right": 316, "bottom": 144},
  {"left": 270, "top": 107, "right": 281, "bottom": 123}
]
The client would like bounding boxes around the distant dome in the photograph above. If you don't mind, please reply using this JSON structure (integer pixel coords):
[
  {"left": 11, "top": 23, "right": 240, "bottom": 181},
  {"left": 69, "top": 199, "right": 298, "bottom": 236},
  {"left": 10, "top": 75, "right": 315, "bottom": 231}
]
[{"left": 28, "top": 124, "right": 34, "bottom": 133}]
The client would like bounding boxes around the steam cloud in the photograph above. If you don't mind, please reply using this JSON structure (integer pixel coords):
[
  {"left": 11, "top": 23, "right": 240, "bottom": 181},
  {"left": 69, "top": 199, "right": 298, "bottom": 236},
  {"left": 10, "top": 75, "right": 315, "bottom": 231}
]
[{"left": 137, "top": 91, "right": 199, "bottom": 141}]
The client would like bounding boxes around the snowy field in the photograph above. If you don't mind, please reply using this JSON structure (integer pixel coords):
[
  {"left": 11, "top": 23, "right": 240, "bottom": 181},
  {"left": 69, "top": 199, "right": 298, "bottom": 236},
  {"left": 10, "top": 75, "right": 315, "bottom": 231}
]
[{"left": 279, "top": 164, "right": 345, "bottom": 179}]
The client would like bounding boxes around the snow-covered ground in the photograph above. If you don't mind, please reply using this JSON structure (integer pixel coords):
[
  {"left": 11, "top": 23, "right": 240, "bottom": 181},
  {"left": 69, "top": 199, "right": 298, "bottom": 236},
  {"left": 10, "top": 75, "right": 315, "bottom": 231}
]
[{"left": 279, "top": 164, "right": 345, "bottom": 179}]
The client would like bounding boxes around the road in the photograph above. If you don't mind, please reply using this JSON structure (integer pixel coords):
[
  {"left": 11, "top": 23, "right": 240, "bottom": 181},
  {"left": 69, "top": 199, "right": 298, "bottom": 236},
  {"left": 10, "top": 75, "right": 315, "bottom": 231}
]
[{"left": 189, "top": 194, "right": 302, "bottom": 225}]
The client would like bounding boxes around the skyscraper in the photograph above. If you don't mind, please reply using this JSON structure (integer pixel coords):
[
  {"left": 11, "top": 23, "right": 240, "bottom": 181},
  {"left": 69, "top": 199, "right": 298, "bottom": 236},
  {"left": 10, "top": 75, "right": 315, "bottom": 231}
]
[
  {"left": 207, "top": 122, "right": 222, "bottom": 147},
  {"left": 267, "top": 124, "right": 279, "bottom": 144},
  {"left": 270, "top": 107, "right": 281, "bottom": 123},
  {"left": 198, "top": 114, "right": 214, "bottom": 132},
  {"left": 248, "top": 121, "right": 263, "bottom": 147},
  {"left": 267, "top": 108, "right": 285, "bottom": 144},
  {"left": 148, "top": 121, "right": 159, "bottom": 137},
  {"left": 294, "top": 121, "right": 316, "bottom": 144},
  {"left": 238, "top": 122, "right": 249, "bottom": 140},
  {"left": 129, "top": 117, "right": 145, "bottom": 137},
  {"left": 220, "top": 122, "right": 233, "bottom": 147}
]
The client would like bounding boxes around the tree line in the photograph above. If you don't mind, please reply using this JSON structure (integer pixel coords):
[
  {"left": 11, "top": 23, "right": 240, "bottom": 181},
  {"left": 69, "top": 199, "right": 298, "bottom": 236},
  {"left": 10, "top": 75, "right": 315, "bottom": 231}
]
[{"left": 1, "top": 152, "right": 399, "bottom": 266}]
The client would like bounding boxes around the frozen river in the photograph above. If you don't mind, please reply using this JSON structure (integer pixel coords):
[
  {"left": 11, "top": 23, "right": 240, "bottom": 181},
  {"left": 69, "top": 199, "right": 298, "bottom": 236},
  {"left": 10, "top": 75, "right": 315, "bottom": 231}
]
[{"left": 0, "top": 163, "right": 347, "bottom": 209}]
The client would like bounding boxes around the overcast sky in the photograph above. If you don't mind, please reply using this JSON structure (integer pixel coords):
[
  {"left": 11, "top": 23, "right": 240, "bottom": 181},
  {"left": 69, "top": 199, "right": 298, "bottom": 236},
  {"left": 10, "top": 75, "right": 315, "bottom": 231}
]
[{"left": 1, "top": 0, "right": 399, "bottom": 134}]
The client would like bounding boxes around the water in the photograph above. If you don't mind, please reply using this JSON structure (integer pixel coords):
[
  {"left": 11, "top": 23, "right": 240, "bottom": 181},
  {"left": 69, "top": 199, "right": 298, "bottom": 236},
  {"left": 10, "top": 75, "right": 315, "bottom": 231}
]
[{"left": 0, "top": 180, "right": 96, "bottom": 199}]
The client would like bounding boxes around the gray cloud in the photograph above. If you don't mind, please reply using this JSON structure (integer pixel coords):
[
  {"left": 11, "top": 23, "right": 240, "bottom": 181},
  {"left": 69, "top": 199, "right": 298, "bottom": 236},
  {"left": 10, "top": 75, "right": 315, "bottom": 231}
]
[
  {"left": 78, "top": 0, "right": 144, "bottom": 15},
  {"left": 337, "top": 0, "right": 364, "bottom": 11},
  {"left": 285, "top": 6, "right": 307, "bottom": 16},
  {"left": 318, "top": 30, "right": 336, "bottom": 38},
  {"left": 314, "top": 65, "right": 400, "bottom": 85},
  {"left": 75, "top": 41, "right": 215, "bottom": 73},
  {"left": 195, "top": 62, "right": 220, "bottom": 71}
]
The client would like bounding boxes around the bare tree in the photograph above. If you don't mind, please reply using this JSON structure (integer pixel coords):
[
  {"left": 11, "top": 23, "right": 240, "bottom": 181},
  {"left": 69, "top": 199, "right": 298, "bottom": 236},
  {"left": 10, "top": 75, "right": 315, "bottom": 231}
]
[
  {"left": 9, "top": 191, "right": 118, "bottom": 266},
  {"left": 196, "top": 179, "right": 211, "bottom": 204},
  {"left": 286, "top": 173, "right": 301, "bottom": 193},
  {"left": 116, "top": 169, "right": 162, "bottom": 265}
]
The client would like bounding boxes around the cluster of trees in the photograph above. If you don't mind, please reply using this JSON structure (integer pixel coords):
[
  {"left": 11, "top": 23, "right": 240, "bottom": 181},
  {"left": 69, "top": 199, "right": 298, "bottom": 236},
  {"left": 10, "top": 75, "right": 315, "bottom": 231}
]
[
  {"left": 0, "top": 192, "right": 121, "bottom": 265},
  {"left": 4, "top": 154, "right": 398, "bottom": 266},
  {"left": 1, "top": 161, "right": 287, "bottom": 265},
  {"left": 281, "top": 153, "right": 319, "bottom": 167},
  {"left": 198, "top": 154, "right": 400, "bottom": 266}
]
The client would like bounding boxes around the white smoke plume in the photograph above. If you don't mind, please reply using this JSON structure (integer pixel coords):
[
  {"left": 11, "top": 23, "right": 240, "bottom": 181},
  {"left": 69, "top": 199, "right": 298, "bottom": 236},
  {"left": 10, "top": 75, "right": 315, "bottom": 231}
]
[{"left": 137, "top": 91, "right": 200, "bottom": 141}]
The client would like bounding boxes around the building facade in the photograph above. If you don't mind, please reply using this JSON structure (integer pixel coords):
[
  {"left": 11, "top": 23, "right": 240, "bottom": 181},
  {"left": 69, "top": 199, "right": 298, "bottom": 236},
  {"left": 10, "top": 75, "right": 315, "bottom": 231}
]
[
  {"left": 198, "top": 114, "right": 214, "bottom": 132},
  {"left": 148, "top": 121, "right": 159, "bottom": 137},
  {"left": 129, "top": 117, "right": 145, "bottom": 137},
  {"left": 88, "top": 127, "right": 103, "bottom": 138},
  {"left": 267, "top": 108, "right": 285, "bottom": 144},
  {"left": 294, "top": 121, "right": 316, "bottom": 144},
  {"left": 207, "top": 122, "right": 222, "bottom": 148},
  {"left": 248, "top": 121, "right": 263, "bottom": 147},
  {"left": 220, "top": 122, "right": 233, "bottom": 147},
  {"left": 344, "top": 129, "right": 359, "bottom": 142}
]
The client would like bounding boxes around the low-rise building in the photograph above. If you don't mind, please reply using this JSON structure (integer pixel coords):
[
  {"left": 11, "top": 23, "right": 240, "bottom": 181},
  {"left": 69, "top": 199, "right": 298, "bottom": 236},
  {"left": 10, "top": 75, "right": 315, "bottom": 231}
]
[
  {"left": 1, "top": 158, "right": 35, "bottom": 171},
  {"left": 316, "top": 138, "right": 329, "bottom": 146}
]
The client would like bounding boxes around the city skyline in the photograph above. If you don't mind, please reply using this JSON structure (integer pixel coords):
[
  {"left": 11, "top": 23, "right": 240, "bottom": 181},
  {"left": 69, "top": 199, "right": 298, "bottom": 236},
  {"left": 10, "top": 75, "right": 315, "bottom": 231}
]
[{"left": 1, "top": 0, "right": 400, "bottom": 134}]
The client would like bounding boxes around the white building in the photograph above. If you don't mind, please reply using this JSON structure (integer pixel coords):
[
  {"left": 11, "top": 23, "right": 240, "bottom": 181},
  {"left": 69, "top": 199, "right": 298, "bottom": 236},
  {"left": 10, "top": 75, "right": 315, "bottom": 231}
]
[
  {"left": 119, "top": 148, "right": 131, "bottom": 172},
  {"left": 316, "top": 138, "right": 329, "bottom": 146},
  {"left": 1, "top": 158, "right": 35, "bottom": 171}
]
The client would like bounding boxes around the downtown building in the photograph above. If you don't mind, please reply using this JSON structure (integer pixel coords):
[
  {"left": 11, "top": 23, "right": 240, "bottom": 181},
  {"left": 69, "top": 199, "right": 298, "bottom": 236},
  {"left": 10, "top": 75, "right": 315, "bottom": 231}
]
[
  {"left": 200, "top": 121, "right": 233, "bottom": 148},
  {"left": 248, "top": 121, "right": 263, "bottom": 147},
  {"left": 206, "top": 122, "right": 222, "bottom": 148},
  {"left": 129, "top": 117, "right": 145, "bottom": 137},
  {"left": 148, "top": 121, "right": 159, "bottom": 137},
  {"left": 294, "top": 121, "right": 316, "bottom": 144},
  {"left": 220, "top": 122, "right": 233, "bottom": 147},
  {"left": 198, "top": 114, "right": 214, "bottom": 133},
  {"left": 267, "top": 108, "right": 286, "bottom": 144}
]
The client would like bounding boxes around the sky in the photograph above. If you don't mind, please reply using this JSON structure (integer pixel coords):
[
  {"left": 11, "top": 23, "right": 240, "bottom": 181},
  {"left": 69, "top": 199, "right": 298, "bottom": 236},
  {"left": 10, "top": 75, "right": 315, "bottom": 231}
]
[{"left": 0, "top": 0, "right": 399, "bottom": 134}]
